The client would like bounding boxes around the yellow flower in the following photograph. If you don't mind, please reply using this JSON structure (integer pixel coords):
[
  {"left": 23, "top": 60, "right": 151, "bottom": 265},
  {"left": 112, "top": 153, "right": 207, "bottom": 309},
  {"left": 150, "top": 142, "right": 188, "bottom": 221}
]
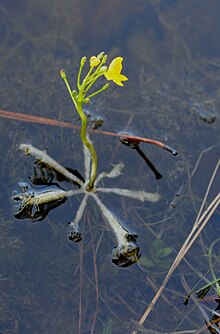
[
  {"left": 104, "top": 57, "right": 128, "bottom": 86},
  {"left": 90, "top": 56, "right": 101, "bottom": 67}
]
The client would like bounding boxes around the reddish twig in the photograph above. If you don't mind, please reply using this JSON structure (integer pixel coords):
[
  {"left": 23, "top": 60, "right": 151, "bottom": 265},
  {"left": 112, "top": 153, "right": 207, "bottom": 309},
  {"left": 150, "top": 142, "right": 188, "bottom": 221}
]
[{"left": 0, "top": 109, "right": 178, "bottom": 155}]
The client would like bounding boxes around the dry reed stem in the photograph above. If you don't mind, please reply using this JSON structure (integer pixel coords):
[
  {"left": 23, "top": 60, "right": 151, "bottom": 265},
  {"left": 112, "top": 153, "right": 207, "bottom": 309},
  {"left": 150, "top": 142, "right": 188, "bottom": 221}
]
[
  {"left": 87, "top": 213, "right": 99, "bottom": 334},
  {"left": 181, "top": 276, "right": 216, "bottom": 334},
  {"left": 131, "top": 159, "right": 220, "bottom": 334}
]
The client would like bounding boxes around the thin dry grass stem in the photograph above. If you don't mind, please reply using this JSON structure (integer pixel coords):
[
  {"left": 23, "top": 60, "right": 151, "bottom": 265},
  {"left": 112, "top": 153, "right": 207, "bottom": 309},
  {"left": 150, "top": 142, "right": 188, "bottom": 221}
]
[
  {"left": 87, "top": 213, "right": 99, "bottom": 334},
  {"left": 130, "top": 321, "right": 197, "bottom": 334},
  {"left": 193, "top": 324, "right": 212, "bottom": 334},
  {"left": 190, "top": 146, "right": 220, "bottom": 179},
  {"left": 117, "top": 294, "right": 138, "bottom": 316},
  {"left": 193, "top": 317, "right": 220, "bottom": 334},
  {"left": 131, "top": 159, "right": 220, "bottom": 334},
  {"left": 146, "top": 277, "right": 173, "bottom": 307},
  {"left": 195, "top": 159, "right": 220, "bottom": 226},
  {"left": 95, "top": 231, "right": 104, "bottom": 255},
  {"left": 146, "top": 277, "right": 200, "bottom": 330},
  {"left": 79, "top": 242, "right": 84, "bottom": 334},
  {"left": 169, "top": 145, "right": 220, "bottom": 209},
  {"left": 128, "top": 205, "right": 159, "bottom": 239},
  {"left": 184, "top": 193, "right": 220, "bottom": 254},
  {"left": 181, "top": 276, "right": 213, "bottom": 334},
  {"left": 84, "top": 272, "right": 124, "bottom": 325}
]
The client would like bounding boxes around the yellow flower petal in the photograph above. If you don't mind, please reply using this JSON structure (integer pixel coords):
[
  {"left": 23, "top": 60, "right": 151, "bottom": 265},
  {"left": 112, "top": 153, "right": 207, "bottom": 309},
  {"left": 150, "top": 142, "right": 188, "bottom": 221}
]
[
  {"left": 104, "top": 70, "right": 112, "bottom": 81},
  {"left": 113, "top": 74, "right": 128, "bottom": 86},
  {"left": 108, "top": 57, "right": 123, "bottom": 74},
  {"left": 104, "top": 57, "right": 128, "bottom": 86}
]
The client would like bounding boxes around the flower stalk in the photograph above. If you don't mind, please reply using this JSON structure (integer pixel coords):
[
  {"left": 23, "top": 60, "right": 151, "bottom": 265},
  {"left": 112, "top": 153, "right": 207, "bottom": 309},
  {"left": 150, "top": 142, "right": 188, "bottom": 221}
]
[
  {"left": 60, "top": 69, "right": 97, "bottom": 189},
  {"left": 60, "top": 53, "right": 128, "bottom": 190}
]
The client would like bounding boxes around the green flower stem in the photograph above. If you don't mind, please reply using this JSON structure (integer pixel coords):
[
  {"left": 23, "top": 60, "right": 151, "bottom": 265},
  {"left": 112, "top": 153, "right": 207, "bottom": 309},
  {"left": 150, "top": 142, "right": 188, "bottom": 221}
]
[
  {"left": 84, "top": 72, "right": 105, "bottom": 94},
  {"left": 60, "top": 69, "right": 97, "bottom": 190},
  {"left": 77, "top": 56, "right": 86, "bottom": 90},
  {"left": 78, "top": 55, "right": 106, "bottom": 95},
  {"left": 86, "top": 83, "right": 110, "bottom": 100},
  {"left": 82, "top": 66, "right": 94, "bottom": 89},
  {"left": 60, "top": 70, "right": 77, "bottom": 108},
  {"left": 83, "top": 56, "right": 107, "bottom": 92}
]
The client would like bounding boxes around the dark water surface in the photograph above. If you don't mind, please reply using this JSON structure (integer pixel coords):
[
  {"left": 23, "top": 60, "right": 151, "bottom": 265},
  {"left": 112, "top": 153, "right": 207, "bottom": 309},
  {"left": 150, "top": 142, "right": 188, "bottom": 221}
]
[{"left": 0, "top": 1, "right": 220, "bottom": 333}]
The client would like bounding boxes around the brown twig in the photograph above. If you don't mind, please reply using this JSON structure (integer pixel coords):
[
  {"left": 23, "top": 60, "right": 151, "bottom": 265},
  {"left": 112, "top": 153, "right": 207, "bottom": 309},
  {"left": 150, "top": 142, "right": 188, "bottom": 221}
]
[{"left": 0, "top": 109, "right": 178, "bottom": 155}]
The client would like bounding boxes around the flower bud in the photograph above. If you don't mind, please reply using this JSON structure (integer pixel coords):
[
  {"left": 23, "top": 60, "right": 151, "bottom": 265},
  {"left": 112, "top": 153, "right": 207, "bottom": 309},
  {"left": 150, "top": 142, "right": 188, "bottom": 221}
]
[
  {"left": 60, "top": 69, "right": 66, "bottom": 80},
  {"left": 97, "top": 51, "right": 105, "bottom": 59},
  {"left": 100, "top": 66, "right": 107, "bottom": 72},
  {"left": 80, "top": 56, "right": 87, "bottom": 66},
  {"left": 90, "top": 56, "right": 101, "bottom": 67},
  {"left": 102, "top": 54, "right": 108, "bottom": 63}
]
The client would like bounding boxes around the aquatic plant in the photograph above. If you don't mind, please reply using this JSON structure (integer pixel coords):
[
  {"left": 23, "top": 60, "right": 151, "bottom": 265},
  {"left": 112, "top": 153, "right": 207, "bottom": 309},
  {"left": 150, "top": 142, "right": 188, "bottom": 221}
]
[
  {"left": 139, "top": 238, "right": 173, "bottom": 271},
  {"left": 12, "top": 52, "right": 161, "bottom": 267},
  {"left": 59, "top": 52, "right": 127, "bottom": 190}
]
